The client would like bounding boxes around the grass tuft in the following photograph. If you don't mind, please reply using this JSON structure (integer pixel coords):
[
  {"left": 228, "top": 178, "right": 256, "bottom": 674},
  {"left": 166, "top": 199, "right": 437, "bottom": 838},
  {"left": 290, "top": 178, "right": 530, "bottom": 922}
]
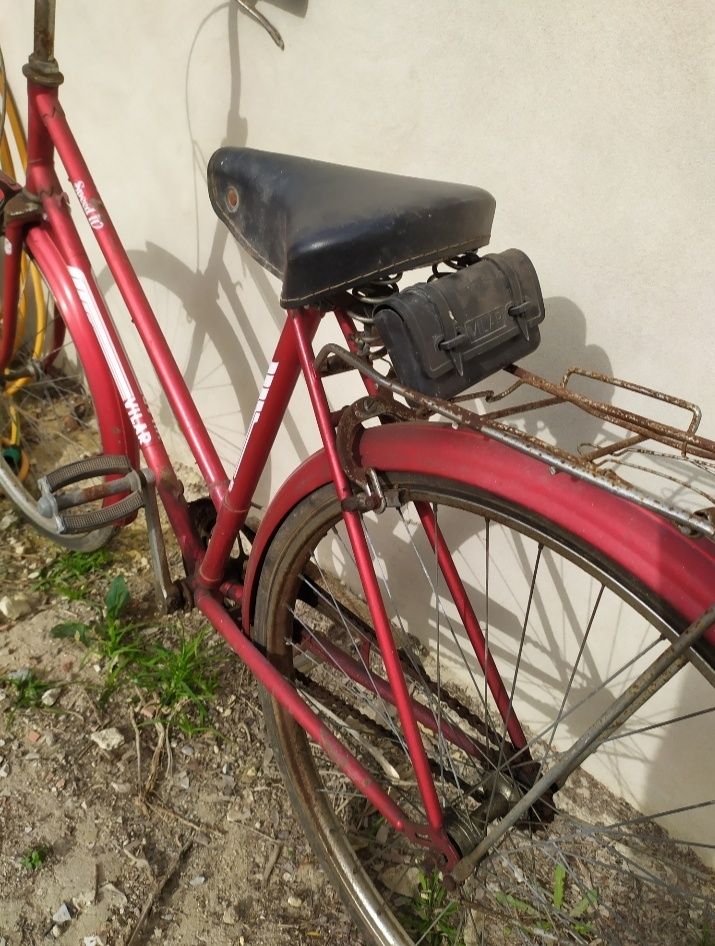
[
  {"left": 34, "top": 548, "right": 113, "bottom": 600},
  {"left": 1, "top": 670, "right": 55, "bottom": 710},
  {"left": 401, "top": 870, "right": 464, "bottom": 946},
  {"left": 20, "top": 844, "right": 50, "bottom": 871},
  {"left": 51, "top": 575, "right": 220, "bottom": 732}
]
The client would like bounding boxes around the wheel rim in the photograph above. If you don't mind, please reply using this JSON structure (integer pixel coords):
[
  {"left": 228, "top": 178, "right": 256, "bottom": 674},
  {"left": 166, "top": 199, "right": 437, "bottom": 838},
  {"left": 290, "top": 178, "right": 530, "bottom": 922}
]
[{"left": 257, "top": 478, "right": 715, "bottom": 946}]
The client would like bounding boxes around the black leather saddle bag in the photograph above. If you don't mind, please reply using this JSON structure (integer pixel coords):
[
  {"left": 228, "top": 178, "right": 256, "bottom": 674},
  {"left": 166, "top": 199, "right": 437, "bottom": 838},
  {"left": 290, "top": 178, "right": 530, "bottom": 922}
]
[{"left": 374, "top": 249, "right": 545, "bottom": 399}]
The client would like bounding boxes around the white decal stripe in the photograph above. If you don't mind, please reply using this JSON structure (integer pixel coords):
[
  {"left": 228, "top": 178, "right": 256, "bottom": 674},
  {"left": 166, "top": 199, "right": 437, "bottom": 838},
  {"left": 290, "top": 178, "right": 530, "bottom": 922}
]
[
  {"left": 68, "top": 266, "right": 133, "bottom": 403},
  {"left": 229, "top": 360, "right": 280, "bottom": 485}
]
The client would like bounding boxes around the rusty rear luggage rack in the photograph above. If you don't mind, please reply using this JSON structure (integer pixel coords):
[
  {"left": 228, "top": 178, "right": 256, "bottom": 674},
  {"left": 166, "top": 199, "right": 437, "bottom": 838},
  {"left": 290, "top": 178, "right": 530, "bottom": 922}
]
[{"left": 316, "top": 344, "right": 715, "bottom": 539}]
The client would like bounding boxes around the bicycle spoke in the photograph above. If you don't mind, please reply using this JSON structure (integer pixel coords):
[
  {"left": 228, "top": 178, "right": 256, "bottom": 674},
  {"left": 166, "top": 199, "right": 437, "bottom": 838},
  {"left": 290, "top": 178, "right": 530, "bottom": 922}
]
[{"left": 256, "top": 478, "right": 715, "bottom": 946}]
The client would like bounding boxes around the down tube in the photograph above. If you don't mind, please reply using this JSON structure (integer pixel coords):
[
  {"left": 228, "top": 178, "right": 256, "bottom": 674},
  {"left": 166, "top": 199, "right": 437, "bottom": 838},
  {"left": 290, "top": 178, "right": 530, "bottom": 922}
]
[
  {"left": 32, "top": 85, "right": 227, "bottom": 502},
  {"left": 27, "top": 228, "right": 204, "bottom": 566}
]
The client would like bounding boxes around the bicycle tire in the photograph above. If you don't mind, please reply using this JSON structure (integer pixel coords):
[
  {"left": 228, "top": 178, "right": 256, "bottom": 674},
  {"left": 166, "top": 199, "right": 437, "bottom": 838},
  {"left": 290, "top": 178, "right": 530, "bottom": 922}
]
[
  {"left": 0, "top": 243, "right": 116, "bottom": 551},
  {"left": 255, "top": 473, "right": 715, "bottom": 946}
]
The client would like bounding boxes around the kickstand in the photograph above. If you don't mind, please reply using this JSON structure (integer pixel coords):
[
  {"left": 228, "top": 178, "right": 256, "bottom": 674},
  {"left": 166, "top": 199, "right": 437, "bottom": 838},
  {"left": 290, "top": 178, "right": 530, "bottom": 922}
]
[{"left": 140, "top": 471, "right": 183, "bottom": 614}]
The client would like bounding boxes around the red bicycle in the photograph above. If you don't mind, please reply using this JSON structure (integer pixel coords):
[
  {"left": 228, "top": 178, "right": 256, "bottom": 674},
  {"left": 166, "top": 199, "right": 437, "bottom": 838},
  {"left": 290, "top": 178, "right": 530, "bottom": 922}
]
[{"left": 1, "top": 4, "right": 714, "bottom": 944}]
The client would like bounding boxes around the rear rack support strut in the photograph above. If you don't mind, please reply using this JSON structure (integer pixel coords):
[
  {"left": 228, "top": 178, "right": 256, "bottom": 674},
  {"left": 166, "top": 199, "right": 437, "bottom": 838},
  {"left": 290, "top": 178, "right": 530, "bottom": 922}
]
[{"left": 315, "top": 344, "right": 715, "bottom": 539}]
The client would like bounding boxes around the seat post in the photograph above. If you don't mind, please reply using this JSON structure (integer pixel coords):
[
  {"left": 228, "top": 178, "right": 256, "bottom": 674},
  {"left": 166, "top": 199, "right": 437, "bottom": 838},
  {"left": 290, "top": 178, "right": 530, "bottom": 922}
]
[{"left": 23, "top": 0, "right": 64, "bottom": 87}]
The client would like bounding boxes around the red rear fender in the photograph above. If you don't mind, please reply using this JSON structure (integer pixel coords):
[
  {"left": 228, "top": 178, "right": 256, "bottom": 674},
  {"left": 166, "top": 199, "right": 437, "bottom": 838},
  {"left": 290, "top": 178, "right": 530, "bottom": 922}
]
[{"left": 243, "top": 423, "right": 715, "bottom": 641}]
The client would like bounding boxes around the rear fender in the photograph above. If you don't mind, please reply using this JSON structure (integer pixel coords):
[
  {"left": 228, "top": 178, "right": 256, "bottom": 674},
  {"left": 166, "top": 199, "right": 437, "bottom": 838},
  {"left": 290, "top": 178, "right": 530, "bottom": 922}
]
[{"left": 243, "top": 423, "right": 715, "bottom": 643}]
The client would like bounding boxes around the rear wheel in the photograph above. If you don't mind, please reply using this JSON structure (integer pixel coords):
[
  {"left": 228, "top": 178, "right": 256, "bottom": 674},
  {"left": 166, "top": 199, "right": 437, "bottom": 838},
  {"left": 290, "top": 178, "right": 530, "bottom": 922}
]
[
  {"left": 255, "top": 475, "right": 715, "bottom": 946},
  {"left": 0, "top": 252, "right": 114, "bottom": 550}
]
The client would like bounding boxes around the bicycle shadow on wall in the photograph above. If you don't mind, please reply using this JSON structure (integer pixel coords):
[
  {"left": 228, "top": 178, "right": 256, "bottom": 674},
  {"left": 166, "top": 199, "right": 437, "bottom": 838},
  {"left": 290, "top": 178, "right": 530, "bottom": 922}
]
[{"left": 97, "top": 0, "right": 310, "bottom": 491}]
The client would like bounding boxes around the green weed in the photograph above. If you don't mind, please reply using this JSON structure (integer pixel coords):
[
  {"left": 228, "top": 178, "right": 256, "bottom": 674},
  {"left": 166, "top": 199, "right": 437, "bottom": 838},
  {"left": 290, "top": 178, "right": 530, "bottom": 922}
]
[
  {"left": 131, "top": 628, "right": 218, "bottom": 733},
  {"left": 1, "top": 670, "right": 55, "bottom": 710},
  {"left": 20, "top": 844, "right": 50, "bottom": 871},
  {"left": 51, "top": 576, "right": 219, "bottom": 732},
  {"left": 698, "top": 921, "right": 715, "bottom": 946},
  {"left": 34, "top": 548, "right": 112, "bottom": 600},
  {"left": 401, "top": 870, "right": 464, "bottom": 946},
  {"left": 494, "top": 862, "right": 597, "bottom": 938}
]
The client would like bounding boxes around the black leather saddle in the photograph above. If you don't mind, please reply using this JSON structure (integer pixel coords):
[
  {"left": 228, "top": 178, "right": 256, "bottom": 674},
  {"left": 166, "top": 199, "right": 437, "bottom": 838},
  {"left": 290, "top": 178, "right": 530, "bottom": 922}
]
[{"left": 208, "top": 147, "right": 496, "bottom": 308}]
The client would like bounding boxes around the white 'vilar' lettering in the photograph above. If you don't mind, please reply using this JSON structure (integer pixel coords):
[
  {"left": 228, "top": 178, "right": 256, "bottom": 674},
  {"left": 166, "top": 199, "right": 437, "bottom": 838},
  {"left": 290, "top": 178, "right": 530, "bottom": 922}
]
[
  {"left": 229, "top": 361, "right": 279, "bottom": 488},
  {"left": 68, "top": 266, "right": 152, "bottom": 447},
  {"left": 73, "top": 180, "right": 104, "bottom": 230}
]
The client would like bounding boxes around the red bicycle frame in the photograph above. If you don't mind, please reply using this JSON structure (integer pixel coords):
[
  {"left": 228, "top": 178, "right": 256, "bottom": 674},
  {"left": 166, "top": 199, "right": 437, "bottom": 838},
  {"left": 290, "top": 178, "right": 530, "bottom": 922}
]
[
  {"left": 4, "top": 2, "right": 715, "bottom": 875},
  {"left": 1, "top": 7, "right": 476, "bottom": 864}
]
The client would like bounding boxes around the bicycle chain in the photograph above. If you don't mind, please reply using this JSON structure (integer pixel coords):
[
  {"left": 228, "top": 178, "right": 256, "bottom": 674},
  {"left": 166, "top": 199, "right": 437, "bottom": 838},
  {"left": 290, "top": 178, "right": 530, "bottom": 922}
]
[
  {"left": 294, "top": 667, "right": 474, "bottom": 790},
  {"left": 294, "top": 638, "right": 527, "bottom": 791},
  {"left": 399, "top": 653, "right": 522, "bottom": 770},
  {"left": 294, "top": 636, "right": 548, "bottom": 813}
]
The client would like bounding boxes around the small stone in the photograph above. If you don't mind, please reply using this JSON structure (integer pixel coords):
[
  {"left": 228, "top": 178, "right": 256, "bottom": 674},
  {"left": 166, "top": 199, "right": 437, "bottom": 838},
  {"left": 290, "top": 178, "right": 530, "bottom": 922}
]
[
  {"left": 27, "top": 730, "right": 42, "bottom": 743},
  {"left": 83, "top": 938, "right": 105, "bottom": 946},
  {"left": 189, "top": 875, "right": 206, "bottom": 886},
  {"left": 51, "top": 925, "right": 62, "bottom": 939},
  {"left": 287, "top": 895, "right": 303, "bottom": 909},
  {"left": 180, "top": 745, "right": 194, "bottom": 757},
  {"left": 222, "top": 907, "right": 238, "bottom": 925},
  {"left": 221, "top": 762, "right": 234, "bottom": 776},
  {"left": 52, "top": 902, "right": 72, "bottom": 924},
  {"left": 111, "top": 781, "right": 131, "bottom": 795},
  {"left": 0, "top": 762, "right": 10, "bottom": 778},
  {"left": 175, "top": 772, "right": 190, "bottom": 791},
  {"left": 0, "top": 510, "right": 18, "bottom": 530},
  {"left": 226, "top": 805, "right": 247, "bottom": 824},
  {"left": 89, "top": 727, "right": 125, "bottom": 751},
  {"left": 7, "top": 667, "right": 31, "bottom": 681},
  {"left": 41, "top": 687, "right": 61, "bottom": 707},
  {"left": 379, "top": 864, "right": 422, "bottom": 897},
  {"left": 99, "top": 882, "right": 127, "bottom": 907},
  {"left": 0, "top": 595, "right": 33, "bottom": 620}
]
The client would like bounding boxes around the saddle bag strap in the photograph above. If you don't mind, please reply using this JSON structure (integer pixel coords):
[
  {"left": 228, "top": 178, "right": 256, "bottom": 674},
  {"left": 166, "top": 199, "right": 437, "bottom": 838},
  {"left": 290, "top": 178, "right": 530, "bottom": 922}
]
[{"left": 483, "top": 253, "right": 534, "bottom": 339}]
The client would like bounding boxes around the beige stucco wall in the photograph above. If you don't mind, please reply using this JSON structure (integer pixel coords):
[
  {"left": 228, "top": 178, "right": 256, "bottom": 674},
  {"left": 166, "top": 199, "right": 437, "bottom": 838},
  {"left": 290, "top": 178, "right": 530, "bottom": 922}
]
[
  {"left": 3, "top": 1, "right": 713, "bottom": 482},
  {"left": 2, "top": 0, "right": 714, "bottom": 860}
]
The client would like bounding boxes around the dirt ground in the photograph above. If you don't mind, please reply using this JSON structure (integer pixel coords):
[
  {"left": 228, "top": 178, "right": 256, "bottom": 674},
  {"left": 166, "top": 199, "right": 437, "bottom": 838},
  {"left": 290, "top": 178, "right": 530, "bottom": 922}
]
[{"left": 0, "top": 495, "right": 357, "bottom": 946}]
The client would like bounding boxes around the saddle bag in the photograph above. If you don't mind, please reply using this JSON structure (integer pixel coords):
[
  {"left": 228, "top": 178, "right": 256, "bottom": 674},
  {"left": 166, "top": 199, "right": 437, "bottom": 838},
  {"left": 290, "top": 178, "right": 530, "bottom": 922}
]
[{"left": 374, "top": 249, "right": 545, "bottom": 399}]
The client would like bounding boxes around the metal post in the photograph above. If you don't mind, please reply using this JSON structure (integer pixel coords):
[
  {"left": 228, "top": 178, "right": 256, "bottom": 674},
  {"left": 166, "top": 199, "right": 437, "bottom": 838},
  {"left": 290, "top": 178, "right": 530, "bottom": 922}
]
[{"left": 23, "top": 0, "right": 63, "bottom": 86}]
